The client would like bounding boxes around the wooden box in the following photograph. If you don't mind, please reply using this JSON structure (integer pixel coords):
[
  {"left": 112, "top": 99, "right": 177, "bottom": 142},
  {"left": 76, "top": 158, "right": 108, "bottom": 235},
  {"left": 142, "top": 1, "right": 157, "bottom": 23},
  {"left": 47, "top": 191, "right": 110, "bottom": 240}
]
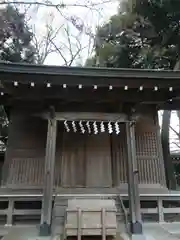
[{"left": 65, "top": 199, "right": 117, "bottom": 237}]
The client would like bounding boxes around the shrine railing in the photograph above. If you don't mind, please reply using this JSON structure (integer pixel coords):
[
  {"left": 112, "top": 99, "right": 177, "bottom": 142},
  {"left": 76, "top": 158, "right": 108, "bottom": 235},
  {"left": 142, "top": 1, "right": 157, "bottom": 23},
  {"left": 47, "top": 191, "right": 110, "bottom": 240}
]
[
  {"left": 0, "top": 194, "right": 42, "bottom": 226},
  {"left": 120, "top": 193, "right": 180, "bottom": 223},
  {"left": 0, "top": 193, "right": 179, "bottom": 228}
]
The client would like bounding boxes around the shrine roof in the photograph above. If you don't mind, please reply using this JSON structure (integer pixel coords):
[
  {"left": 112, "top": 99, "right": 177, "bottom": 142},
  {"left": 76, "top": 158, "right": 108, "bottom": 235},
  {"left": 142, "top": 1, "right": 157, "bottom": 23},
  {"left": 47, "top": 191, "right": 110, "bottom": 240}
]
[
  {"left": 0, "top": 61, "right": 180, "bottom": 86},
  {"left": 1, "top": 62, "right": 180, "bottom": 110}
]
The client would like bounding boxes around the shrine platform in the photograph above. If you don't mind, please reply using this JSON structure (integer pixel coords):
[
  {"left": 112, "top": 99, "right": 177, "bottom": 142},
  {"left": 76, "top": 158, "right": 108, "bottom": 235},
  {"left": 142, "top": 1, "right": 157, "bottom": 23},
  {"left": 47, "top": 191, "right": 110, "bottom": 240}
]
[
  {"left": 0, "top": 188, "right": 179, "bottom": 239},
  {"left": 1, "top": 223, "right": 180, "bottom": 240},
  {"left": 0, "top": 185, "right": 170, "bottom": 196}
]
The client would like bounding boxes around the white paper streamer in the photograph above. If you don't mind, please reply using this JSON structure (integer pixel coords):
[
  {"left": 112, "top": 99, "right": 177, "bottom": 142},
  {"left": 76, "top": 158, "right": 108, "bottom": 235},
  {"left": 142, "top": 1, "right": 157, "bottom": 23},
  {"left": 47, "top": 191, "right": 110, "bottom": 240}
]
[
  {"left": 108, "top": 122, "right": 113, "bottom": 134},
  {"left": 93, "top": 121, "right": 98, "bottom": 134},
  {"left": 86, "top": 121, "right": 91, "bottom": 134},
  {"left": 115, "top": 122, "right": 120, "bottom": 135},
  {"left": 63, "top": 120, "right": 121, "bottom": 135},
  {"left": 64, "top": 121, "right": 70, "bottom": 132},
  {"left": 100, "top": 121, "right": 105, "bottom": 133},
  {"left": 79, "top": 121, "right": 85, "bottom": 134},
  {"left": 72, "top": 121, "right": 77, "bottom": 132}
]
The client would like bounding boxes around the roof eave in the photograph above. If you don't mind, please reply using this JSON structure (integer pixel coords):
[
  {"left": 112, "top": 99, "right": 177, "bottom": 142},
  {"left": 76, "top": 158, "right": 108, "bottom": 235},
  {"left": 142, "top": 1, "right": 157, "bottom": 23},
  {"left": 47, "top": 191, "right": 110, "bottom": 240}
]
[{"left": 1, "top": 61, "right": 180, "bottom": 80}]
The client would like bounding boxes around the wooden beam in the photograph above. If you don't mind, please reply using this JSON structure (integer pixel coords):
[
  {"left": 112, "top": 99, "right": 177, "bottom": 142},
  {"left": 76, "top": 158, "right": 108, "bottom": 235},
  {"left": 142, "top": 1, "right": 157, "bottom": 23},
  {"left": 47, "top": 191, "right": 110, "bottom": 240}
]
[
  {"left": 3, "top": 86, "right": 177, "bottom": 103},
  {"left": 40, "top": 113, "right": 57, "bottom": 236},
  {"left": 40, "top": 112, "right": 128, "bottom": 122}
]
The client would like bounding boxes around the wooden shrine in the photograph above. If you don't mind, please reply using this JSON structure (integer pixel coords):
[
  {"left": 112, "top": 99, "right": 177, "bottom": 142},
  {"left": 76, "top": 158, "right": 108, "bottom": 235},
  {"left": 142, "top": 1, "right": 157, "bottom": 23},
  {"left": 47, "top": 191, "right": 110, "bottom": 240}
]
[{"left": 0, "top": 62, "right": 180, "bottom": 236}]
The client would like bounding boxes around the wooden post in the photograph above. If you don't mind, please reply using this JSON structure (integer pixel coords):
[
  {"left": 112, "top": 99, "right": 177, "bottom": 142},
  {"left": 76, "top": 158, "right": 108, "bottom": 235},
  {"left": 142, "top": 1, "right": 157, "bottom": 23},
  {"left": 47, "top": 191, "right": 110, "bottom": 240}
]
[
  {"left": 101, "top": 208, "right": 106, "bottom": 240},
  {"left": 155, "top": 113, "right": 167, "bottom": 187},
  {"left": 158, "top": 198, "right": 164, "bottom": 223},
  {"left": 6, "top": 199, "right": 14, "bottom": 226},
  {"left": 126, "top": 121, "right": 142, "bottom": 234},
  {"left": 77, "top": 208, "right": 82, "bottom": 240},
  {"left": 40, "top": 112, "right": 57, "bottom": 236}
]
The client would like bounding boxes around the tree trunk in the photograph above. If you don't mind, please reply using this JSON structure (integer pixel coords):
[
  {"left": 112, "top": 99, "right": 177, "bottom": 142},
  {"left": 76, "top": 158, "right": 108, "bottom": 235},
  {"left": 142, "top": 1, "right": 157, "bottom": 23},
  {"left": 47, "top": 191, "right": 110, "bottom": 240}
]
[{"left": 161, "top": 110, "right": 176, "bottom": 189}]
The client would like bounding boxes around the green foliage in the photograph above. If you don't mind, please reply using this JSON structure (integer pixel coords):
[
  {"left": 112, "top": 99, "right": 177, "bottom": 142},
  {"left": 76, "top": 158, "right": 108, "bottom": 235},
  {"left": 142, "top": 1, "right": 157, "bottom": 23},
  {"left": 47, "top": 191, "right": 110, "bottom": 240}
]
[
  {"left": 88, "top": 0, "right": 180, "bottom": 70},
  {"left": 0, "top": 5, "right": 36, "bottom": 151},
  {"left": 0, "top": 5, "right": 36, "bottom": 63}
]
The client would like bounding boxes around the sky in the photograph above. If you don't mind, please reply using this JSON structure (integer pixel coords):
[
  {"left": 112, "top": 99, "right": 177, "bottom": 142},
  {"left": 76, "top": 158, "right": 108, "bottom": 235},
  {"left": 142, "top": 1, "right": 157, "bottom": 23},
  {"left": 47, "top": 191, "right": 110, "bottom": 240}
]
[
  {"left": 26, "top": 0, "right": 119, "bottom": 65},
  {"left": 0, "top": 0, "right": 119, "bottom": 65}
]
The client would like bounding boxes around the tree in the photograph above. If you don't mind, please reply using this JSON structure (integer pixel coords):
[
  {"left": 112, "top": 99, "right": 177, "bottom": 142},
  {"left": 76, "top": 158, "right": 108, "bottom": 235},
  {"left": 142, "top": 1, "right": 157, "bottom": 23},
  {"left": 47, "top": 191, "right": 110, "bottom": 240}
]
[
  {"left": 87, "top": 0, "right": 180, "bottom": 70},
  {"left": 87, "top": 0, "right": 180, "bottom": 189},
  {"left": 0, "top": 5, "right": 36, "bottom": 63},
  {"left": 0, "top": 5, "right": 36, "bottom": 151},
  {"left": 1, "top": 0, "right": 112, "bottom": 66}
]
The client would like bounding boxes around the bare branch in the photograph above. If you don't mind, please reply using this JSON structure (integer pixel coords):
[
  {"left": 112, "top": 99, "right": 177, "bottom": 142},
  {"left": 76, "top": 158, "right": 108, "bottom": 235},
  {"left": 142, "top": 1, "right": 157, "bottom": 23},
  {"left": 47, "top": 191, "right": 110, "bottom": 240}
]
[
  {"left": 169, "top": 125, "right": 180, "bottom": 138},
  {"left": 0, "top": 1, "right": 113, "bottom": 9},
  {"left": 68, "top": 44, "right": 89, "bottom": 66},
  {"left": 64, "top": 25, "right": 73, "bottom": 62},
  {"left": 1, "top": 0, "right": 106, "bottom": 65},
  {"left": 50, "top": 40, "right": 68, "bottom": 65},
  {"left": 172, "top": 142, "right": 180, "bottom": 149},
  {"left": 31, "top": 17, "right": 64, "bottom": 64}
]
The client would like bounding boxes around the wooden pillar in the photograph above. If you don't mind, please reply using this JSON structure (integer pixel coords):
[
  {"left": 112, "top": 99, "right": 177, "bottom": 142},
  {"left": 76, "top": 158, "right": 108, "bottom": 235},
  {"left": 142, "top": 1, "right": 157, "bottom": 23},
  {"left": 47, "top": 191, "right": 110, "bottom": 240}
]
[
  {"left": 126, "top": 121, "right": 142, "bottom": 234},
  {"left": 155, "top": 113, "right": 167, "bottom": 187},
  {"left": 40, "top": 114, "right": 57, "bottom": 236}
]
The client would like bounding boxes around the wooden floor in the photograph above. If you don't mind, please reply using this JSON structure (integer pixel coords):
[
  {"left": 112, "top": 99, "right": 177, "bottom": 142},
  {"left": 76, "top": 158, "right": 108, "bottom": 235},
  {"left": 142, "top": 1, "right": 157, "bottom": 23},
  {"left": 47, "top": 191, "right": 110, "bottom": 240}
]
[
  {"left": 0, "top": 186, "right": 171, "bottom": 197},
  {"left": 1, "top": 223, "right": 180, "bottom": 240}
]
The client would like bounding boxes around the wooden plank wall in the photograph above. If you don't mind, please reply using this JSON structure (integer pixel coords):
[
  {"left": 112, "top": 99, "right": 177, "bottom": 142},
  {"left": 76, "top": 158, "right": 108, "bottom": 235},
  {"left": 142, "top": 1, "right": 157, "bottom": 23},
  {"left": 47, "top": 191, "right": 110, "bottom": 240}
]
[
  {"left": 2, "top": 108, "right": 166, "bottom": 188},
  {"left": 111, "top": 120, "right": 166, "bottom": 186},
  {"left": 136, "top": 117, "right": 166, "bottom": 186},
  {"left": 7, "top": 157, "right": 45, "bottom": 186}
]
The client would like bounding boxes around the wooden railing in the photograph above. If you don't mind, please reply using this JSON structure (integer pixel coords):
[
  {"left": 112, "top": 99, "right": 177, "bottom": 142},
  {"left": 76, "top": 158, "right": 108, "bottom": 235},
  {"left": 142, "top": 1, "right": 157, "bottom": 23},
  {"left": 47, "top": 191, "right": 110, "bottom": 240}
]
[
  {"left": 120, "top": 193, "right": 180, "bottom": 223},
  {"left": 0, "top": 195, "right": 42, "bottom": 226},
  {"left": 55, "top": 193, "right": 180, "bottom": 224},
  {"left": 0, "top": 193, "right": 179, "bottom": 228}
]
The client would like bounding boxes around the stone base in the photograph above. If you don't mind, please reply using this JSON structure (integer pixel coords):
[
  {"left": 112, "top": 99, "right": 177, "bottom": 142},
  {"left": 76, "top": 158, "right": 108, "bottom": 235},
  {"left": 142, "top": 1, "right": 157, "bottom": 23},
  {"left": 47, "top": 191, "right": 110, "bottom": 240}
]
[
  {"left": 39, "top": 223, "right": 51, "bottom": 236},
  {"left": 130, "top": 222, "right": 143, "bottom": 234}
]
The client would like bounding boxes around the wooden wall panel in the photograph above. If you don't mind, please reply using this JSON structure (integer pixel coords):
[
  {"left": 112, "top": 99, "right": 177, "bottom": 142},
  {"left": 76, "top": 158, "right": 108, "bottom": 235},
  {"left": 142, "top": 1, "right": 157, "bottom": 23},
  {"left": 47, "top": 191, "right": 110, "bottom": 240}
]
[
  {"left": 2, "top": 108, "right": 167, "bottom": 188},
  {"left": 111, "top": 124, "right": 127, "bottom": 185},
  {"left": 7, "top": 157, "right": 45, "bottom": 186},
  {"left": 135, "top": 117, "right": 165, "bottom": 186},
  {"left": 2, "top": 108, "right": 47, "bottom": 186}
]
